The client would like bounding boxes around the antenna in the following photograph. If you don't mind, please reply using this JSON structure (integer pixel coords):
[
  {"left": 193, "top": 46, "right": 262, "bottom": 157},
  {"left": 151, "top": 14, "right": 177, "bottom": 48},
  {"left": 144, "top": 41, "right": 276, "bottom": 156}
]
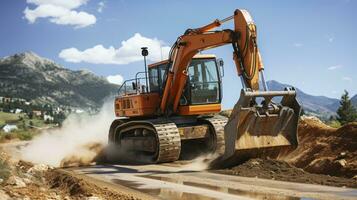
[{"left": 141, "top": 47, "right": 149, "bottom": 93}]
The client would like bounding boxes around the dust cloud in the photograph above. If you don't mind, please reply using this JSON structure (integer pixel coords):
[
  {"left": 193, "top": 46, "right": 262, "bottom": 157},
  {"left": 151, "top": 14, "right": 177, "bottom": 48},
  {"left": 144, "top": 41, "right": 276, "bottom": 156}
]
[
  {"left": 18, "top": 99, "right": 221, "bottom": 170},
  {"left": 20, "top": 100, "right": 115, "bottom": 167},
  {"left": 177, "top": 153, "right": 219, "bottom": 171}
]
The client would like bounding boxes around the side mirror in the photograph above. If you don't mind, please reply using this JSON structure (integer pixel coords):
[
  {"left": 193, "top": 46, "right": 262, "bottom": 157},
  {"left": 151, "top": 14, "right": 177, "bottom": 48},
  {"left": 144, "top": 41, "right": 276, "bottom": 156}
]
[{"left": 217, "top": 58, "right": 224, "bottom": 77}]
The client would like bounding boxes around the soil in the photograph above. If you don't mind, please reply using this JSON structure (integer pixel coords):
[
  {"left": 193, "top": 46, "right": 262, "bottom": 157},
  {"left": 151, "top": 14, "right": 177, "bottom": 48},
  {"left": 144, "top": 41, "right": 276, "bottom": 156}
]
[
  {"left": 0, "top": 150, "right": 150, "bottom": 200},
  {"left": 46, "top": 169, "right": 149, "bottom": 200},
  {"left": 218, "top": 158, "right": 357, "bottom": 188},
  {"left": 281, "top": 117, "right": 357, "bottom": 178},
  {"left": 1, "top": 115, "right": 356, "bottom": 198},
  {"left": 220, "top": 116, "right": 357, "bottom": 188}
]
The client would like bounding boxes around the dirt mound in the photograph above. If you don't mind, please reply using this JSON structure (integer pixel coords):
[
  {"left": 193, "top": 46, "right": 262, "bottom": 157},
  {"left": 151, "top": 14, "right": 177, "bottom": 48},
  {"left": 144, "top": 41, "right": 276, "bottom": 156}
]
[
  {"left": 218, "top": 116, "right": 357, "bottom": 187},
  {"left": 1, "top": 149, "right": 148, "bottom": 200},
  {"left": 47, "top": 170, "right": 91, "bottom": 197},
  {"left": 219, "top": 158, "right": 357, "bottom": 188},
  {"left": 46, "top": 169, "right": 145, "bottom": 200},
  {"left": 281, "top": 117, "right": 357, "bottom": 178}
]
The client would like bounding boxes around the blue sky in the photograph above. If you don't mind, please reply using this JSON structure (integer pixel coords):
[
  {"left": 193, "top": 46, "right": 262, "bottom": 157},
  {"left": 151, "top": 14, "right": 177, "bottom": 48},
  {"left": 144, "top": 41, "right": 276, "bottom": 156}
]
[{"left": 0, "top": 0, "right": 356, "bottom": 109}]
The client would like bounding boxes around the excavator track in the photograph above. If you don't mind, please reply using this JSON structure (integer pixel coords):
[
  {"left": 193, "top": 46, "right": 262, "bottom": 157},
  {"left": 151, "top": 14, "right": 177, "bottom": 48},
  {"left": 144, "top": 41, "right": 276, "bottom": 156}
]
[
  {"left": 109, "top": 120, "right": 181, "bottom": 163},
  {"left": 199, "top": 116, "right": 228, "bottom": 157},
  {"left": 153, "top": 123, "right": 181, "bottom": 162}
]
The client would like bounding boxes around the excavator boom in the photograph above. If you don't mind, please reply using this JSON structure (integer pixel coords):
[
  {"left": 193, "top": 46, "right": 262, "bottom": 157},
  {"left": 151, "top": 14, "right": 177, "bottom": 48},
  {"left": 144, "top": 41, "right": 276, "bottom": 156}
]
[{"left": 160, "top": 10, "right": 264, "bottom": 114}]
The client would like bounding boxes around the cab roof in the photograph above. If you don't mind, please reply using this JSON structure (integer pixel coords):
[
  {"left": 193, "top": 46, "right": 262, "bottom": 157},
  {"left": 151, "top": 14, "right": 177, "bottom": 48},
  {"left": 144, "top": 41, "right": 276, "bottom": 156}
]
[{"left": 148, "top": 54, "right": 216, "bottom": 68}]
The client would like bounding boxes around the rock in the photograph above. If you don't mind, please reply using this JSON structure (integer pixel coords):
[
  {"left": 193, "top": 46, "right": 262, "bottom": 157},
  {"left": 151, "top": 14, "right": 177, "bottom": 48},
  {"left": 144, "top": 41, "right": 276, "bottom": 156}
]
[
  {"left": 337, "top": 159, "right": 347, "bottom": 167},
  {"left": 337, "top": 152, "right": 347, "bottom": 159},
  {"left": 251, "top": 161, "right": 260, "bottom": 166},
  {"left": 86, "top": 196, "right": 102, "bottom": 200},
  {"left": 352, "top": 175, "right": 357, "bottom": 180},
  {"left": 0, "top": 190, "right": 11, "bottom": 200},
  {"left": 7, "top": 176, "right": 26, "bottom": 188},
  {"left": 49, "top": 192, "right": 62, "bottom": 200},
  {"left": 23, "top": 178, "right": 32, "bottom": 184},
  {"left": 0, "top": 178, "right": 3, "bottom": 184},
  {"left": 27, "top": 164, "right": 53, "bottom": 177}
]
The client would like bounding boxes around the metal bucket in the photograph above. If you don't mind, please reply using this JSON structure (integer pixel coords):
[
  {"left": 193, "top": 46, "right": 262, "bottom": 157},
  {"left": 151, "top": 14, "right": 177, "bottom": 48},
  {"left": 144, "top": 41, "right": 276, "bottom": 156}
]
[{"left": 222, "top": 87, "right": 301, "bottom": 163}]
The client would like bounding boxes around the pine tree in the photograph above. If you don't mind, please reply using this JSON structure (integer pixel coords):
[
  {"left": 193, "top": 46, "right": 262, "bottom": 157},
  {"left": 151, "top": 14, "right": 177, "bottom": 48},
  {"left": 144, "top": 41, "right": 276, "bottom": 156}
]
[{"left": 337, "top": 90, "right": 357, "bottom": 125}]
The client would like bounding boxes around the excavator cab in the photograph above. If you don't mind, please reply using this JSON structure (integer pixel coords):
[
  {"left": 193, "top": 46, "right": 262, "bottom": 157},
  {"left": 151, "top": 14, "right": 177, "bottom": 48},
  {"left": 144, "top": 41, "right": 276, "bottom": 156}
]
[{"left": 147, "top": 55, "right": 223, "bottom": 115}]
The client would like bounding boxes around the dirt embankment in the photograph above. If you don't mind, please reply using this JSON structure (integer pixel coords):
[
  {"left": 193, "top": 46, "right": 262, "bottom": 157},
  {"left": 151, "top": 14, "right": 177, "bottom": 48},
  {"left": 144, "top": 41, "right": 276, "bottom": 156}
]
[
  {"left": 46, "top": 170, "right": 147, "bottom": 200},
  {"left": 282, "top": 117, "right": 357, "bottom": 178},
  {"left": 220, "top": 116, "right": 357, "bottom": 188},
  {"left": 0, "top": 151, "right": 147, "bottom": 200},
  {"left": 218, "top": 158, "right": 357, "bottom": 188}
]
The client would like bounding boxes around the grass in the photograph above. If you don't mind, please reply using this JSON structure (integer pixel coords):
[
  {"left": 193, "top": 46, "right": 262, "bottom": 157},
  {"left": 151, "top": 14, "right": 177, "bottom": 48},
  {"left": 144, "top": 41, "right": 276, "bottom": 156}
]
[
  {"left": 28, "top": 118, "right": 46, "bottom": 128},
  {"left": 0, "top": 111, "right": 48, "bottom": 142},
  {"left": 0, "top": 156, "right": 11, "bottom": 183},
  {"left": 15, "top": 130, "right": 36, "bottom": 140},
  {"left": 0, "top": 129, "right": 38, "bottom": 142},
  {"left": 327, "top": 120, "right": 341, "bottom": 128},
  {"left": 0, "top": 112, "right": 21, "bottom": 127}
]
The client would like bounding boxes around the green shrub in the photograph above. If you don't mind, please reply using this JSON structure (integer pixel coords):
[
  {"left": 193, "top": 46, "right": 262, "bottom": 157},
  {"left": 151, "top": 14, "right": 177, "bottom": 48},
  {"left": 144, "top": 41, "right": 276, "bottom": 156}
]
[
  {"left": 0, "top": 157, "right": 11, "bottom": 182},
  {"left": 328, "top": 120, "right": 341, "bottom": 128},
  {"left": 15, "top": 130, "right": 34, "bottom": 141}
]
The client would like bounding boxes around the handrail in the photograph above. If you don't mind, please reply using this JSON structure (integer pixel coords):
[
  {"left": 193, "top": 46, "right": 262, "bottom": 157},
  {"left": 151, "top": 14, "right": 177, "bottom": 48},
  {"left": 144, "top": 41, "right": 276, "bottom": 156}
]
[
  {"left": 117, "top": 72, "right": 159, "bottom": 96},
  {"left": 135, "top": 71, "right": 146, "bottom": 94},
  {"left": 117, "top": 78, "right": 136, "bottom": 94}
]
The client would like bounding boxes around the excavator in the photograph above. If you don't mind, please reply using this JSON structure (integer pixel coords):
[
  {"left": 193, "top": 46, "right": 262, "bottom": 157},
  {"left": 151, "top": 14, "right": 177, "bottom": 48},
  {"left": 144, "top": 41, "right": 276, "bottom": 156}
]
[{"left": 108, "top": 9, "right": 301, "bottom": 166}]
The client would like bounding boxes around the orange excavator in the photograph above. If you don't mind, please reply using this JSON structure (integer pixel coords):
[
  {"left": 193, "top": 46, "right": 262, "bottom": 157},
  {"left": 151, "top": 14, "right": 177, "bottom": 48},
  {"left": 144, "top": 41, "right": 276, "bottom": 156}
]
[{"left": 108, "top": 9, "right": 301, "bottom": 165}]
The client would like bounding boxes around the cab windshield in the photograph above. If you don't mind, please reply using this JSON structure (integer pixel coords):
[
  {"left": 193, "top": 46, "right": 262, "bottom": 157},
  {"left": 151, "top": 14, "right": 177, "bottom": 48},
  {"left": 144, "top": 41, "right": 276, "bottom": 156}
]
[
  {"left": 149, "top": 58, "right": 221, "bottom": 105},
  {"left": 183, "top": 58, "right": 221, "bottom": 105}
]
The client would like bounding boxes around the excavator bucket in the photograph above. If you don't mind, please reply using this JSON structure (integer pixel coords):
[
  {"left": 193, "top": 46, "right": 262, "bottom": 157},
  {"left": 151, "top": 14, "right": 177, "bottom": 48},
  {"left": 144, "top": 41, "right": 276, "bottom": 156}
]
[{"left": 222, "top": 87, "right": 301, "bottom": 165}]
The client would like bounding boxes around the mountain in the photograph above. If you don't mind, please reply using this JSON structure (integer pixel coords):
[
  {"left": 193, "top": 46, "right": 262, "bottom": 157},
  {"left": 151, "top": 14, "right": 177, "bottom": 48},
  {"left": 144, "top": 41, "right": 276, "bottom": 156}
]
[
  {"left": 352, "top": 95, "right": 357, "bottom": 108},
  {"left": 0, "top": 52, "right": 118, "bottom": 108},
  {"left": 267, "top": 80, "right": 340, "bottom": 117}
]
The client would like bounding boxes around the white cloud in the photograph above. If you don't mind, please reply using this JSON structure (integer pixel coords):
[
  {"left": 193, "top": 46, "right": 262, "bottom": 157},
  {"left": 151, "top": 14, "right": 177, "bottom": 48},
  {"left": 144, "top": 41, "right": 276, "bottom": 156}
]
[
  {"left": 327, "top": 64, "right": 342, "bottom": 70},
  {"left": 342, "top": 76, "right": 352, "bottom": 82},
  {"left": 97, "top": 1, "right": 105, "bottom": 13},
  {"left": 26, "top": 0, "right": 88, "bottom": 9},
  {"left": 293, "top": 43, "right": 303, "bottom": 47},
  {"left": 24, "top": 0, "right": 96, "bottom": 28},
  {"left": 59, "top": 33, "right": 171, "bottom": 64},
  {"left": 107, "top": 74, "right": 124, "bottom": 85}
]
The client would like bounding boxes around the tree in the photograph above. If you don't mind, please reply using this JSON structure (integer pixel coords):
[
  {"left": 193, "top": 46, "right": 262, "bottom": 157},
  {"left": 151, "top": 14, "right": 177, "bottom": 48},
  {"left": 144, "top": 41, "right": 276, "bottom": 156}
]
[{"left": 337, "top": 90, "right": 357, "bottom": 125}]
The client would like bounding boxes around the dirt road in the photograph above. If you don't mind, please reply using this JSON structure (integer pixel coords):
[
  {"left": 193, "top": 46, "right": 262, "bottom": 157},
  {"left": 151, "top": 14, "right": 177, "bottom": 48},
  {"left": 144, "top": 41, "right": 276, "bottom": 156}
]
[{"left": 70, "top": 162, "right": 357, "bottom": 200}]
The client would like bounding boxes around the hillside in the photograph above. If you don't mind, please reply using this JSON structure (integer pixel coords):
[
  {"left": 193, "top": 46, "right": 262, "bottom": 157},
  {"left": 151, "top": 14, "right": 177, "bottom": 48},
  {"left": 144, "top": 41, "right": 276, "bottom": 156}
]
[
  {"left": 352, "top": 94, "right": 357, "bottom": 107},
  {"left": 267, "top": 80, "right": 340, "bottom": 117},
  {"left": 0, "top": 52, "right": 118, "bottom": 108}
]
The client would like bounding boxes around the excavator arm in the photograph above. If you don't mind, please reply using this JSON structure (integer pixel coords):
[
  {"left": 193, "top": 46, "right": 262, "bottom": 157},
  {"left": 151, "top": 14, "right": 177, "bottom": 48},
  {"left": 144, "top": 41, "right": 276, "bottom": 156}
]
[{"left": 160, "top": 9, "right": 264, "bottom": 114}]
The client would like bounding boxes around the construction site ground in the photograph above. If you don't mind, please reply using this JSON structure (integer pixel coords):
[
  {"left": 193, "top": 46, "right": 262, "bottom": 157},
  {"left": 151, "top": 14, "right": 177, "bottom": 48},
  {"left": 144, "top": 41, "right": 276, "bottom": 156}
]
[{"left": 0, "top": 116, "right": 356, "bottom": 200}]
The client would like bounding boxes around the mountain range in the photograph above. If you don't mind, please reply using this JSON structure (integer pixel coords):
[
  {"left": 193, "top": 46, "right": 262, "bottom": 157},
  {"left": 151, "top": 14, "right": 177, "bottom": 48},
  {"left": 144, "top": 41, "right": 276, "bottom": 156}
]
[
  {"left": 352, "top": 95, "right": 357, "bottom": 107},
  {"left": 0, "top": 52, "right": 118, "bottom": 108},
  {"left": 0, "top": 52, "right": 355, "bottom": 116},
  {"left": 267, "top": 80, "right": 357, "bottom": 118}
]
